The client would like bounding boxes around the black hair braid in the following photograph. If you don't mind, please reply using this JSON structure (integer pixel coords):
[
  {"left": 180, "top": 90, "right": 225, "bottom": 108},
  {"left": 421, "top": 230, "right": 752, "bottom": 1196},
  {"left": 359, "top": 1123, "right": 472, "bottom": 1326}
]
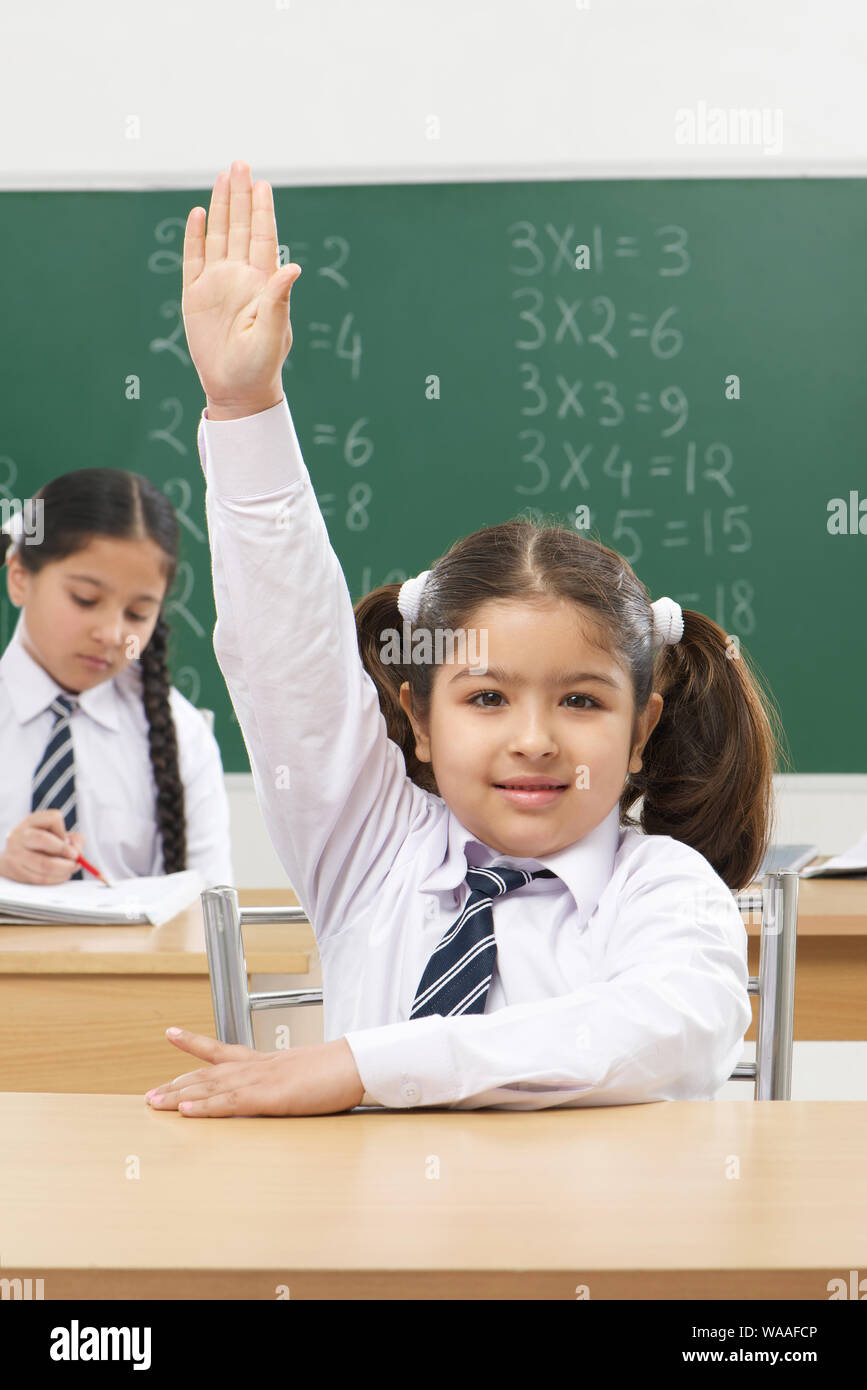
[{"left": 139, "top": 613, "right": 187, "bottom": 874}]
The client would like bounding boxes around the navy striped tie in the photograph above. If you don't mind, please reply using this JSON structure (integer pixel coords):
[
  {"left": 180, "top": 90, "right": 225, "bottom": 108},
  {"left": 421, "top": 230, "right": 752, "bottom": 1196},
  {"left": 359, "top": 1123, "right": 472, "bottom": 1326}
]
[
  {"left": 31, "top": 693, "right": 83, "bottom": 880},
  {"left": 411, "top": 865, "right": 556, "bottom": 1018}
]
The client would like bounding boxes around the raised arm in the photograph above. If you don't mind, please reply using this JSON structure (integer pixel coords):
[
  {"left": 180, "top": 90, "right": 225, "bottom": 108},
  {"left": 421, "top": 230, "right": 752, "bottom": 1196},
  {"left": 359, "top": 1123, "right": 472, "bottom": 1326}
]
[{"left": 183, "top": 162, "right": 429, "bottom": 934}]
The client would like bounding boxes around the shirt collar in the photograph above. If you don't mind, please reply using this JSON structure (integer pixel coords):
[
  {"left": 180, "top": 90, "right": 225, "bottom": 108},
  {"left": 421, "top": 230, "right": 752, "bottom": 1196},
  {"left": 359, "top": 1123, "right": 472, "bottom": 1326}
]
[
  {"left": 0, "top": 616, "right": 123, "bottom": 732},
  {"left": 420, "top": 800, "right": 622, "bottom": 925}
]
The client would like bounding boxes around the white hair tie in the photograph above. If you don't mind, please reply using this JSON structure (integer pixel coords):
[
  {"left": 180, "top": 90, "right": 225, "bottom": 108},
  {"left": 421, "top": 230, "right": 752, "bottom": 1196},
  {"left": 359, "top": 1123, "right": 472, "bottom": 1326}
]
[
  {"left": 397, "top": 569, "right": 684, "bottom": 650},
  {"left": 1, "top": 508, "right": 25, "bottom": 550},
  {"left": 651, "top": 596, "right": 684, "bottom": 648},
  {"left": 397, "top": 570, "right": 431, "bottom": 623}
]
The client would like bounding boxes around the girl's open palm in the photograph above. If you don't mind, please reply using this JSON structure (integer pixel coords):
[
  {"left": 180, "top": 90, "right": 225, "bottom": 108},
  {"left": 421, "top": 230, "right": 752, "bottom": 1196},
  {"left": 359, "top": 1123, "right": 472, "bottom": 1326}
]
[{"left": 182, "top": 160, "right": 301, "bottom": 409}]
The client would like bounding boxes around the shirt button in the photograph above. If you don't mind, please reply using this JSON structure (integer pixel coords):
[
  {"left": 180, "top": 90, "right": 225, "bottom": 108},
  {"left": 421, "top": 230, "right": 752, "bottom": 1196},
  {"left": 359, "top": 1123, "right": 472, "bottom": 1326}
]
[{"left": 400, "top": 1080, "right": 420, "bottom": 1104}]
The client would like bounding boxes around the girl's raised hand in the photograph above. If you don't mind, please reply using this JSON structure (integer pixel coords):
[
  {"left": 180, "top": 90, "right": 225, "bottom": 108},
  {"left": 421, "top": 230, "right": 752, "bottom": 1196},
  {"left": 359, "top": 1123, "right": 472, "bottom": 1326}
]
[{"left": 182, "top": 160, "right": 302, "bottom": 414}]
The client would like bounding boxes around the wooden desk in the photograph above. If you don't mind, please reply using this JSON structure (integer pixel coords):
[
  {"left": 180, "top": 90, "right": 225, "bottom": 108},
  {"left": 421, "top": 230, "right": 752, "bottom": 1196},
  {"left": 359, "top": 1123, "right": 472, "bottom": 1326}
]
[
  {"left": 1, "top": 1094, "right": 864, "bottom": 1300},
  {"left": 0, "top": 889, "right": 312, "bottom": 1093}
]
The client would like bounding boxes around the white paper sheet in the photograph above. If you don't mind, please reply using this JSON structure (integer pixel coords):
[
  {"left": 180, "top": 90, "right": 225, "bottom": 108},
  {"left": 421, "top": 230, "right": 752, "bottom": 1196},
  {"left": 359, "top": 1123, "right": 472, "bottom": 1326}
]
[
  {"left": 0, "top": 869, "right": 207, "bottom": 925},
  {"left": 800, "top": 830, "right": 867, "bottom": 878}
]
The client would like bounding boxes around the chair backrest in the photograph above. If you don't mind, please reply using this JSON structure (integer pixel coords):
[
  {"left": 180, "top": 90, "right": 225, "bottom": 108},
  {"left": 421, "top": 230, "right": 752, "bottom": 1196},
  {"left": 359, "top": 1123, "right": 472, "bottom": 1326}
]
[
  {"left": 729, "top": 869, "right": 799, "bottom": 1099},
  {"left": 201, "top": 868, "right": 799, "bottom": 1099},
  {"left": 200, "top": 887, "right": 322, "bottom": 1049}
]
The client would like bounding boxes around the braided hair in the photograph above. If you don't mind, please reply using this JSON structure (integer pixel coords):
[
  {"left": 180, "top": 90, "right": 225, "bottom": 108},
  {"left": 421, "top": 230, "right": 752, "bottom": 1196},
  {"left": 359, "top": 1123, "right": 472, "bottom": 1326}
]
[
  {"left": 1, "top": 468, "right": 187, "bottom": 873},
  {"left": 138, "top": 611, "right": 187, "bottom": 873}
]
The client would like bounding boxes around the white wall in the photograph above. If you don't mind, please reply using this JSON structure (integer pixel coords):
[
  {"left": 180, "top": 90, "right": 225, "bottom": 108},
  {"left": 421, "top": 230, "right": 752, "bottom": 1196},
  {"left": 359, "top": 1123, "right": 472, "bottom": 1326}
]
[
  {"left": 227, "top": 774, "right": 867, "bottom": 888},
  {"left": 1, "top": 0, "right": 865, "bottom": 189},
  {"left": 4, "top": 0, "right": 865, "bottom": 1093}
]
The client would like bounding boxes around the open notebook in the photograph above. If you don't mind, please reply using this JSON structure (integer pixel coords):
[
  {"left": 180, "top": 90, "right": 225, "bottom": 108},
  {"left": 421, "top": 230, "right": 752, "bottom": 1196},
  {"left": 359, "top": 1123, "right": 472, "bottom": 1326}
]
[
  {"left": 799, "top": 828, "right": 867, "bottom": 878},
  {"left": 0, "top": 870, "right": 207, "bottom": 926},
  {"left": 758, "top": 834, "right": 867, "bottom": 879}
]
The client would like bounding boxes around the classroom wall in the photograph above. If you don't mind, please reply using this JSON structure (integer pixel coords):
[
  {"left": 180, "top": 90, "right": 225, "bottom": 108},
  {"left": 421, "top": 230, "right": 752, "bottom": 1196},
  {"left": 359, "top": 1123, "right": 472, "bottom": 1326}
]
[
  {"left": 3, "top": 1, "right": 865, "bottom": 1094},
  {"left": 226, "top": 775, "right": 867, "bottom": 890},
  {"left": 1, "top": 0, "right": 865, "bottom": 187}
]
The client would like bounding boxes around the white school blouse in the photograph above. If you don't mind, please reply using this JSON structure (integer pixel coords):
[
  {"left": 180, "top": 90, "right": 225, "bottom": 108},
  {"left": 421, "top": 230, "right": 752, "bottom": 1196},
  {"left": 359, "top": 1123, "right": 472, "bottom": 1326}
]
[
  {"left": 198, "top": 395, "right": 753, "bottom": 1111},
  {"left": 0, "top": 616, "right": 234, "bottom": 888}
]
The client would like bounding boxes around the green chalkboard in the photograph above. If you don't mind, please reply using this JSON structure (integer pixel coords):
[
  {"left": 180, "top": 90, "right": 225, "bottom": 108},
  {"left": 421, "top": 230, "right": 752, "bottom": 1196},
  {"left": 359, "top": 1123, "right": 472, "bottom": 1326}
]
[{"left": 1, "top": 178, "right": 865, "bottom": 772}]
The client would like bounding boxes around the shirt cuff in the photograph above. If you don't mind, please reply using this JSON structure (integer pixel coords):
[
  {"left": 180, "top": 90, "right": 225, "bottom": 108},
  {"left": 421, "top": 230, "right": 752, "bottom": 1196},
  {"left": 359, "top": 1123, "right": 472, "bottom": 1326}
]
[
  {"left": 344, "top": 1016, "right": 459, "bottom": 1109},
  {"left": 198, "top": 394, "right": 307, "bottom": 497}
]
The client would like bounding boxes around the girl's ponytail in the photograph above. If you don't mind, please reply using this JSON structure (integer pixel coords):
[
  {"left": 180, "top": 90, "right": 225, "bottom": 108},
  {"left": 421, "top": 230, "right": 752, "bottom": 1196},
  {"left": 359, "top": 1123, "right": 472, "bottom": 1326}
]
[
  {"left": 622, "top": 609, "right": 788, "bottom": 891},
  {"left": 354, "top": 586, "right": 438, "bottom": 795}
]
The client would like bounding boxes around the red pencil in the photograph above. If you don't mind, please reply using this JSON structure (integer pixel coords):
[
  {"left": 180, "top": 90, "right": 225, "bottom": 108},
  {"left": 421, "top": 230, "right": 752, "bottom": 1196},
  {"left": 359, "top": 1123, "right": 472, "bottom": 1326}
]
[{"left": 75, "top": 853, "right": 112, "bottom": 887}]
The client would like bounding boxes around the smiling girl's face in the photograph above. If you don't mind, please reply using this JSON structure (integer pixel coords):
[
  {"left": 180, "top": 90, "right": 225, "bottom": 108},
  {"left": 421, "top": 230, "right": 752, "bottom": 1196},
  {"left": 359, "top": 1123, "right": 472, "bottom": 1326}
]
[
  {"left": 5, "top": 535, "right": 170, "bottom": 694},
  {"left": 399, "top": 597, "right": 663, "bottom": 859}
]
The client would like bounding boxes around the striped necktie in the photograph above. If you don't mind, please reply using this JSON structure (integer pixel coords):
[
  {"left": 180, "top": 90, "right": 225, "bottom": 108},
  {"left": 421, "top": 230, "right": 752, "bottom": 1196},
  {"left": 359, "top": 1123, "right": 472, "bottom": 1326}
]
[
  {"left": 410, "top": 865, "right": 556, "bottom": 1018},
  {"left": 31, "top": 693, "right": 83, "bottom": 880}
]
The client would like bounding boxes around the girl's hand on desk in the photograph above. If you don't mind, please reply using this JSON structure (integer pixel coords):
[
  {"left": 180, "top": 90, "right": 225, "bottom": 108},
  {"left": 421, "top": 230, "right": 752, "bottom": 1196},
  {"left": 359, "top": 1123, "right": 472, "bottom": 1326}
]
[
  {"left": 145, "top": 1030, "right": 365, "bottom": 1117},
  {"left": 183, "top": 158, "right": 302, "bottom": 416}
]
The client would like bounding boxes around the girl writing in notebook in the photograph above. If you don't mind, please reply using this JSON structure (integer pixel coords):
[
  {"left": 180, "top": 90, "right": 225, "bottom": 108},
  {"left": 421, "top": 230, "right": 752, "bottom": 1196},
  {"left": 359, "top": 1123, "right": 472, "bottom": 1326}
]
[
  {"left": 0, "top": 468, "right": 232, "bottom": 888},
  {"left": 147, "top": 160, "right": 783, "bottom": 1118}
]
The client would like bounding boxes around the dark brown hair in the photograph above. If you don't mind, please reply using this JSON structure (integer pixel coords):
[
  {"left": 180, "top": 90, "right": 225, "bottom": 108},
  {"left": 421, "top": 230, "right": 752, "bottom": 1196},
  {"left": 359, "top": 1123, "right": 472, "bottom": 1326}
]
[
  {"left": 1, "top": 469, "right": 187, "bottom": 873},
  {"left": 354, "top": 516, "right": 789, "bottom": 891}
]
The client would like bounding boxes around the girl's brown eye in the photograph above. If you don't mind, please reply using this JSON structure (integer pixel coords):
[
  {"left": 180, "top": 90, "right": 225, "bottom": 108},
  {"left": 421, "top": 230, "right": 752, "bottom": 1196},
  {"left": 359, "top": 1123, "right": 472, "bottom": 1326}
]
[
  {"left": 469, "top": 692, "right": 599, "bottom": 710},
  {"left": 565, "top": 694, "right": 599, "bottom": 710}
]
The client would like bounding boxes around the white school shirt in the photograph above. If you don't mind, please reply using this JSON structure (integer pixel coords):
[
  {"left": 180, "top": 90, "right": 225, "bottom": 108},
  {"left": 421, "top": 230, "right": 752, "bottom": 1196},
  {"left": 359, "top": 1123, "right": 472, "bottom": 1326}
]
[
  {"left": 0, "top": 615, "right": 234, "bottom": 888},
  {"left": 198, "top": 395, "right": 753, "bottom": 1111}
]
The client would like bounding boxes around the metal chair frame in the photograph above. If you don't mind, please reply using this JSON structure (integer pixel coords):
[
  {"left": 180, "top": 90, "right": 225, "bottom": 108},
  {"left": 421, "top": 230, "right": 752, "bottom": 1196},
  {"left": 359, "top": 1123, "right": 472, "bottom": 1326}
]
[
  {"left": 730, "top": 869, "right": 799, "bottom": 1099},
  {"left": 200, "top": 867, "right": 798, "bottom": 1101}
]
